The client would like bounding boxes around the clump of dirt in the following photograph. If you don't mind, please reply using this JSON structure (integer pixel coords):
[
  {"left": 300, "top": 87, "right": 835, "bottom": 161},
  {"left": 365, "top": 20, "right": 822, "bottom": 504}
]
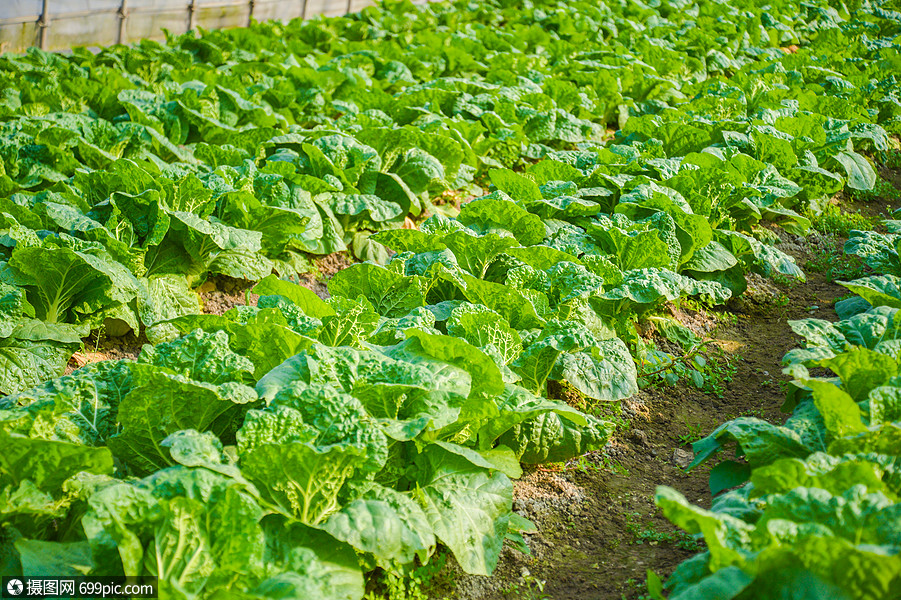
[
  {"left": 66, "top": 329, "right": 149, "bottom": 374},
  {"left": 96, "top": 332, "right": 147, "bottom": 361},
  {"left": 197, "top": 255, "right": 346, "bottom": 310},
  {"left": 317, "top": 252, "right": 354, "bottom": 279},
  {"left": 513, "top": 468, "right": 590, "bottom": 546},
  {"left": 197, "top": 275, "right": 259, "bottom": 316},
  {"left": 431, "top": 261, "right": 847, "bottom": 600},
  {"left": 291, "top": 252, "right": 354, "bottom": 300}
]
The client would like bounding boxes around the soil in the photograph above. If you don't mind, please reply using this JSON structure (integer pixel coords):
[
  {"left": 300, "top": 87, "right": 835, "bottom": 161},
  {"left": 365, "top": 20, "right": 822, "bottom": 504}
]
[
  {"left": 195, "top": 252, "right": 354, "bottom": 311},
  {"left": 197, "top": 275, "right": 259, "bottom": 315},
  {"left": 297, "top": 251, "right": 354, "bottom": 299},
  {"left": 66, "top": 329, "right": 149, "bottom": 374},
  {"left": 429, "top": 242, "right": 848, "bottom": 600}
]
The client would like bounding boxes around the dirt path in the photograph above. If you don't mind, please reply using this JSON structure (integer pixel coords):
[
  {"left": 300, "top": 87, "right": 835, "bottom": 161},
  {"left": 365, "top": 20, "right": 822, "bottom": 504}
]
[{"left": 437, "top": 255, "right": 847, "bottom": 600}]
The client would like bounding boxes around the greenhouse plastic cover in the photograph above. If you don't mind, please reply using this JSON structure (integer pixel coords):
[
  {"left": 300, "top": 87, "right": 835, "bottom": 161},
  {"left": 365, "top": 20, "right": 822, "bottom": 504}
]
[{"left": 0, "top": 0, "right": 392, "bottom": 52}]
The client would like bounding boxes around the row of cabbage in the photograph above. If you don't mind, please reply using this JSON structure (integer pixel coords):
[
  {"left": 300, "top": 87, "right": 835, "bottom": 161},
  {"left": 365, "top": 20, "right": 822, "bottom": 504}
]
[{"left": 653, "top": 229, "right": 901, "bottom": 597}]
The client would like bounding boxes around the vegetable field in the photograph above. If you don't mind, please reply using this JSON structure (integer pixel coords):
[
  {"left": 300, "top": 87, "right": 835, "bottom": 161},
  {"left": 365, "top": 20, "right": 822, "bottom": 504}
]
[{"left": 1, "top": 0, "right": 900, "bottom": 597}]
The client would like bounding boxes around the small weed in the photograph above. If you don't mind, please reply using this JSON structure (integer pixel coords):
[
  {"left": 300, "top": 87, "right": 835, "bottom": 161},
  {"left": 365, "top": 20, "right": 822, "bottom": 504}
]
[
  {"left": 599, "top": 455, "right": 631, "bottom": 476},
  {"left": 740, "top": 407, "right": 767, "bottom": 419},
  {"left": 724, "top": 407, "right": 768, "bottom": 421},
  {"left": 700, "top": 349, "right": 740, "bottom": 398},
  {"left": 638, "top": 341, "right": 738, "bottom": 398},
  {"left": 883, "top": 150, "right": 901, "bottom": 170},
  {"left": 623, "top": 578, "right": 656, "bottom": 600},
  {"left": 678, "top": 298, "right": 739, "bottom": 329},
  {"left": 848, "top": 179, "right": 901, "bottom": 204},
  {"left": 89, "top": 322, "right": 106, "bottom": 354},
  {"left": 678, "top": 420, "right": 705, "bottom": 445},
  {"left": 808, "top": 203, "right": 877, "bottom": 237},
  {"left": 771, "top": 273, "right": 801, "bottom": 290},
  {"left": 752, "top": 367, "right": 777, "bottom": 389},
  {"left": 675, "top": 297, "right": 706, "bottom": 313},
  {"left": 364, "top": 554, "right": 449, "bottom": 600},
  {"left": 502, "top": 572, "right": 550, "bottom": 600},
  {"left": 715, "top": 311, "right": 740, "bottom": 327},
  {"left": 564, "top": 453, "right": 630, "bottom": 477},
  {"left": 590, "top": 401, "right": 631, "bottom": 432},
  {"left": 805, "top": 233, "right": 867, "bottom": 281},
  {"left": 674, "top": 292, "right": 720, "bottom": 312},
  {"left": 772, "top": 292, "right": 790, "bottom": 307},
  {"left": 564, "top": 455, "right": 602, "bottom": 475},
  {"left": 624, "top": 512, "right": 704, "bottom": 552}
]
